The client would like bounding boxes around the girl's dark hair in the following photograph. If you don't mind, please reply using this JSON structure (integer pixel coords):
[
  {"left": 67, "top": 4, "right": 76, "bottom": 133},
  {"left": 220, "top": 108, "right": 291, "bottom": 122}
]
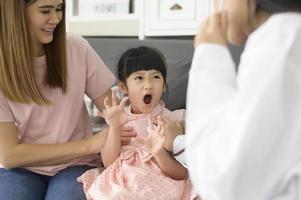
[
  {"left": 117, "top": 46, "right": 167, "bottom": 85},
  {"left": 257, "top": 0, "right": 301, "bottom": 12}
]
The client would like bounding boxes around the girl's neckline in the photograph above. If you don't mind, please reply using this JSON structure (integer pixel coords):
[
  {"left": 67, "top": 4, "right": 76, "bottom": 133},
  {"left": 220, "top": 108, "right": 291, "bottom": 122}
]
[{"left": 125, "top": 101, "right": 165, "bottom": 118}]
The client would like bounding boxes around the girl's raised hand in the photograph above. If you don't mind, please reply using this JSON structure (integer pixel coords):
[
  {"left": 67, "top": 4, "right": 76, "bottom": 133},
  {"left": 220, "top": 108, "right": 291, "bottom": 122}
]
[
  {"left": 101, "top": 90, "right": 135, "bottom": 128},
  {"left": 144, "top": 115, "right": 165, "bottom": 156},
  {"left": 194, "top": 11, "right": 228, "bottom": 48}
]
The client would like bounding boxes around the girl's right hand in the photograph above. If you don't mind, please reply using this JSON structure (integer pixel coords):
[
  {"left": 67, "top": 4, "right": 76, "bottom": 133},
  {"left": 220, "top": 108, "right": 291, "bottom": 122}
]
[{"left": 101, "top": 90, "right": 135, "bottom": 128}]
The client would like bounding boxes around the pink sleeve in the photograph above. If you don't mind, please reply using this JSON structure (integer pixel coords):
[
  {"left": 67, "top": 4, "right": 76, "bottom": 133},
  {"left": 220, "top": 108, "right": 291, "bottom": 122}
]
[
  {"left": 0, "top": 93, "right": 14, "bottom": 122},
  {"left": 84, "top": 40, "right": 116, "bottom": 100}
]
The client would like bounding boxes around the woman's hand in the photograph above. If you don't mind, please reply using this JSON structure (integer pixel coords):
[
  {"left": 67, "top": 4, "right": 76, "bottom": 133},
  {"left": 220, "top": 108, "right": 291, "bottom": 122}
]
[
  {"left": 101, "top": 90, "right": 135, "bottom": 128},
  {"left": 121, "top": 126, "right": 137, "bottom": 145},
  {"left": 194, "top": 11, "right": 228, "bottom": 48},
  {"left": 84, "top": 128, "right": 109, "bottom": 154},
  {"left": 84, "top": 125, "right": 137, "bottom": 154}
]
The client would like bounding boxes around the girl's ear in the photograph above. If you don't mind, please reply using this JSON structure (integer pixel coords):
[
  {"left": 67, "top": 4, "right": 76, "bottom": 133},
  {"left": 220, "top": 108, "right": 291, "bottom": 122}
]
[
  {"left": 163, "top": 83, "right": 167, "bottom": 92},
  {"left": 119, "top": 81, "right": 128, "bottom": 94}
]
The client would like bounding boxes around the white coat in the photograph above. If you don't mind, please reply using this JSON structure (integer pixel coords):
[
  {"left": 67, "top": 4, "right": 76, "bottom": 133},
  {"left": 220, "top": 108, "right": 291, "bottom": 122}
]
[{"left": 186, "top": 12, "right": 301, "bottom": 200}]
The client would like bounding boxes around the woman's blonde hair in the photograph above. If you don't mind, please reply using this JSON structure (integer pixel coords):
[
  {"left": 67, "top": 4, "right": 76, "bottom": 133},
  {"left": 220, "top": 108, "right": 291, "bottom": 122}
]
[{"left": 0, "top": 0, "right": 67, "bottom": 105}]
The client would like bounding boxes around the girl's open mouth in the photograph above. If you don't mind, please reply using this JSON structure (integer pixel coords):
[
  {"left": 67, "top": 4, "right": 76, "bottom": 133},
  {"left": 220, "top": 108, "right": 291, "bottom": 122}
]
[{"left": 143, "top": 94, "right": 152, "bottom": 104}]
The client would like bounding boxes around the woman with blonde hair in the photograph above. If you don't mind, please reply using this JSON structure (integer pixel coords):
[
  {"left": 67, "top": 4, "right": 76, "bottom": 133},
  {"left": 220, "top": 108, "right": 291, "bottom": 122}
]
[{"left": 0, "top": 0, "right": 134, "bottom": 199}]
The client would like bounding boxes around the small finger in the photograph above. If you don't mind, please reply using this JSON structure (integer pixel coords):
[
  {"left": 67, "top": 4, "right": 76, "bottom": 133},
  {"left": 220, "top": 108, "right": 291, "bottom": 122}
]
[
  {"left": 157, "top": 115, "right": 165, "bottom": 125},
  {"left": 121, "top": 137, "right": 132, "bottom": 143},
  {"left": 104, "top": 97, "right": 110, "bottom": 110},
  {"left": 204, "top": 16, "right": 210, "bottom": 29},
  {"left": 111, "top": 89, "right": 117, "bottom": 106},
  {"left": 161, "top": 116, "right": 169, "bottom": 123},
  {"left": 122, "top": 126, "right": 132, "bottom": 132},
  {"left": 121, "top": 129, "right": 136, "bottom": 137},
  {"left": 98, "top": 110, "right": 105, "bottom": 118},
  {"left": 147, "top": 115, "right": 153, "bottom": 130},
  {"left": 221, "top": 11, "right": 228, "bottom": 33},
  {"left": 147, "top": 126, "right": 152, "bottom": 134},
  {"left": 121, "top": 140, "right": 131, "bottom": 145},
  {"left": 119, "top": 97, "right": 129, "bottom": 108},
  {"left": 215, "top": 12, "right": 223, "bottom": 27},
  {"left": 159, "top": 126, "right": 165, "bottom": 136},
  {"left": 155, "top": 123, "right": 161, "bottom": 133}
]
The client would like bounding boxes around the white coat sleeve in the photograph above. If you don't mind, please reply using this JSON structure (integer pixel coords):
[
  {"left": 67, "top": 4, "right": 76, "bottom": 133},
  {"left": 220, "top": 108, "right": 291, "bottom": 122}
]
[
  {"left": 186, "top": 28, "right": 301, "bottom": 200},
  {"left": 173, "top": 135, "right": 187, "bottom": 168}
]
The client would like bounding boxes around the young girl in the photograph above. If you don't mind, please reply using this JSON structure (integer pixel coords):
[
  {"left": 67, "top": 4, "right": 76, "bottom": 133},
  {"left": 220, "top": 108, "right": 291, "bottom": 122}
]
[{"left": 78, "top": 46, "right": 197, "bottom": 199}]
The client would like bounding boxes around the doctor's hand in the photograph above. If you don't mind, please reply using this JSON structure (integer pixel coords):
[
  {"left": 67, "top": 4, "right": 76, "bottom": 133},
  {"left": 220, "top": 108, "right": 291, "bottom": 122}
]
[
  {"left": 194, "top": 11, "right": 228, "bottom": 48},
  {"left": 160, "top": 117, "right": 184, "bottom": 152}
]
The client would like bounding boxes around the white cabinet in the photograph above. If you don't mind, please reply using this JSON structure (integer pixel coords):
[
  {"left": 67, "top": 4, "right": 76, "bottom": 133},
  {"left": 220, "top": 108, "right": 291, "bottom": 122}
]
[
  {"left": 66, "top": 0, "right": 210, "bottom": 38},
  {"left": 144, "top": 0, "right": 209, "bottom": 36}
]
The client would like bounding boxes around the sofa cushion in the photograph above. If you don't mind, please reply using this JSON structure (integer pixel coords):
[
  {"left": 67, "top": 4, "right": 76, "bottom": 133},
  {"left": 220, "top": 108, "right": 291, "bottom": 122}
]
[{"left": 162, "top": 60, "right": 191, "bottom": 110}]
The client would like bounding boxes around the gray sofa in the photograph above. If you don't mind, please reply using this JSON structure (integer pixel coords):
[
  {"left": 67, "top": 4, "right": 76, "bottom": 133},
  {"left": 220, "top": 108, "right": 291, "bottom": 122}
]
[{"left": 86, "top": 37, "right": 243, "bottom": 112}]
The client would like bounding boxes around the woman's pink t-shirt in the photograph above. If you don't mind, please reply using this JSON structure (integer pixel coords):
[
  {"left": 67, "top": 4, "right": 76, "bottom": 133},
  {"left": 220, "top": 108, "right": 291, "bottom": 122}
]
[{"left": 0, "top": 33, "right": 116, "bottom": 175}]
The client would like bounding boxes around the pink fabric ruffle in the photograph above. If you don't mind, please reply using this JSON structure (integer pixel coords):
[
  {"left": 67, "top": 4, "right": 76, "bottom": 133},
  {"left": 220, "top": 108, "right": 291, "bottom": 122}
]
[{"left": 78, "top": 147, "right": 196, "bottom": 200}]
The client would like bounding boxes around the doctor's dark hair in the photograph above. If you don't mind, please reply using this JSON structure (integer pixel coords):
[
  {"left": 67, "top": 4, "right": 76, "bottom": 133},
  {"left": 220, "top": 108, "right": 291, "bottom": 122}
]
[
  {"left": 257, "top": 0, "right": 301, "bottom": 12},
  {"left": 117, "top": 46, "right": 168, "bottom": 86}
]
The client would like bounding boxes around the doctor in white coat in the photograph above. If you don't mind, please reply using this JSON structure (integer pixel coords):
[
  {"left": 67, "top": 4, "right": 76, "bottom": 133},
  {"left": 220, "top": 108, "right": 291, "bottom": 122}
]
[{"left": 184, "top": 0, "right": 301, "bottom": 199}]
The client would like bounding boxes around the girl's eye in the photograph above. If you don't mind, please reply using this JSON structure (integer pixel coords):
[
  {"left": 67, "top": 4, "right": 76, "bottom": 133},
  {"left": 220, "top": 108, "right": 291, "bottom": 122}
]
[
  {"left": 134, "top": 76, "right": 143, "bottom": 80},
  {"left": 40, "top": 10, "right": 50, "bottom": 14},
  {"left": 154, "top": 75, "right": 161, "bottom": 79}
]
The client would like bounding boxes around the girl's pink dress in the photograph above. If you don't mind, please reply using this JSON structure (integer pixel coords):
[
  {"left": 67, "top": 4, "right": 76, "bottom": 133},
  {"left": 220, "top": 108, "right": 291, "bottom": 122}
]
[{"left": 77, "top": 103, "right": 197, "bottom": 200}]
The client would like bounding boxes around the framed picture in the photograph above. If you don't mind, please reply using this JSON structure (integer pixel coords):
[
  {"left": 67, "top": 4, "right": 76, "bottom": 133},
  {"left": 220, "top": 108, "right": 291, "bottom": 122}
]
[{"left": 78, "top": 0, "right": 130, "bottom": 16}]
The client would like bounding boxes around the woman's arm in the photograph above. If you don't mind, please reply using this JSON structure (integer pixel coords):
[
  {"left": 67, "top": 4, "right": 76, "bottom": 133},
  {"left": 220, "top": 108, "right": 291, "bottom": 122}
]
[
  {"left": 92, "top": 89, "right": 122, "bottom": 166},
  {"left": 154, "top": 149, "right": 187, "bottom": 180},
  {"left": 0, "top": 122, "right": 108, "bottom": 169},
  {"left": 93, "top": 89, "right": 112, "bottom": 111}
]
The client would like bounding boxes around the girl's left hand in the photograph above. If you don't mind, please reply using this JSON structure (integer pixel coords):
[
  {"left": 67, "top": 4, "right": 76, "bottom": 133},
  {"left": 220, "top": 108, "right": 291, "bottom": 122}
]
[
  {"left": 194, "top": 11, "right": 228, "bottom": 48},
  {"left": 144, "top": 115, "right": 165, "bottom": 156},
  {"left": 131, "top": 115, "right": 165, "bottom": 155}
]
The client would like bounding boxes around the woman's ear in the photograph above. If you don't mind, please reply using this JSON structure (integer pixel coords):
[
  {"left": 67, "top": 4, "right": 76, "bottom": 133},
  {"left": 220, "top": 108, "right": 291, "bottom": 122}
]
[{"left": 119, "top": 81, "right": 128, "bottom": 94}]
